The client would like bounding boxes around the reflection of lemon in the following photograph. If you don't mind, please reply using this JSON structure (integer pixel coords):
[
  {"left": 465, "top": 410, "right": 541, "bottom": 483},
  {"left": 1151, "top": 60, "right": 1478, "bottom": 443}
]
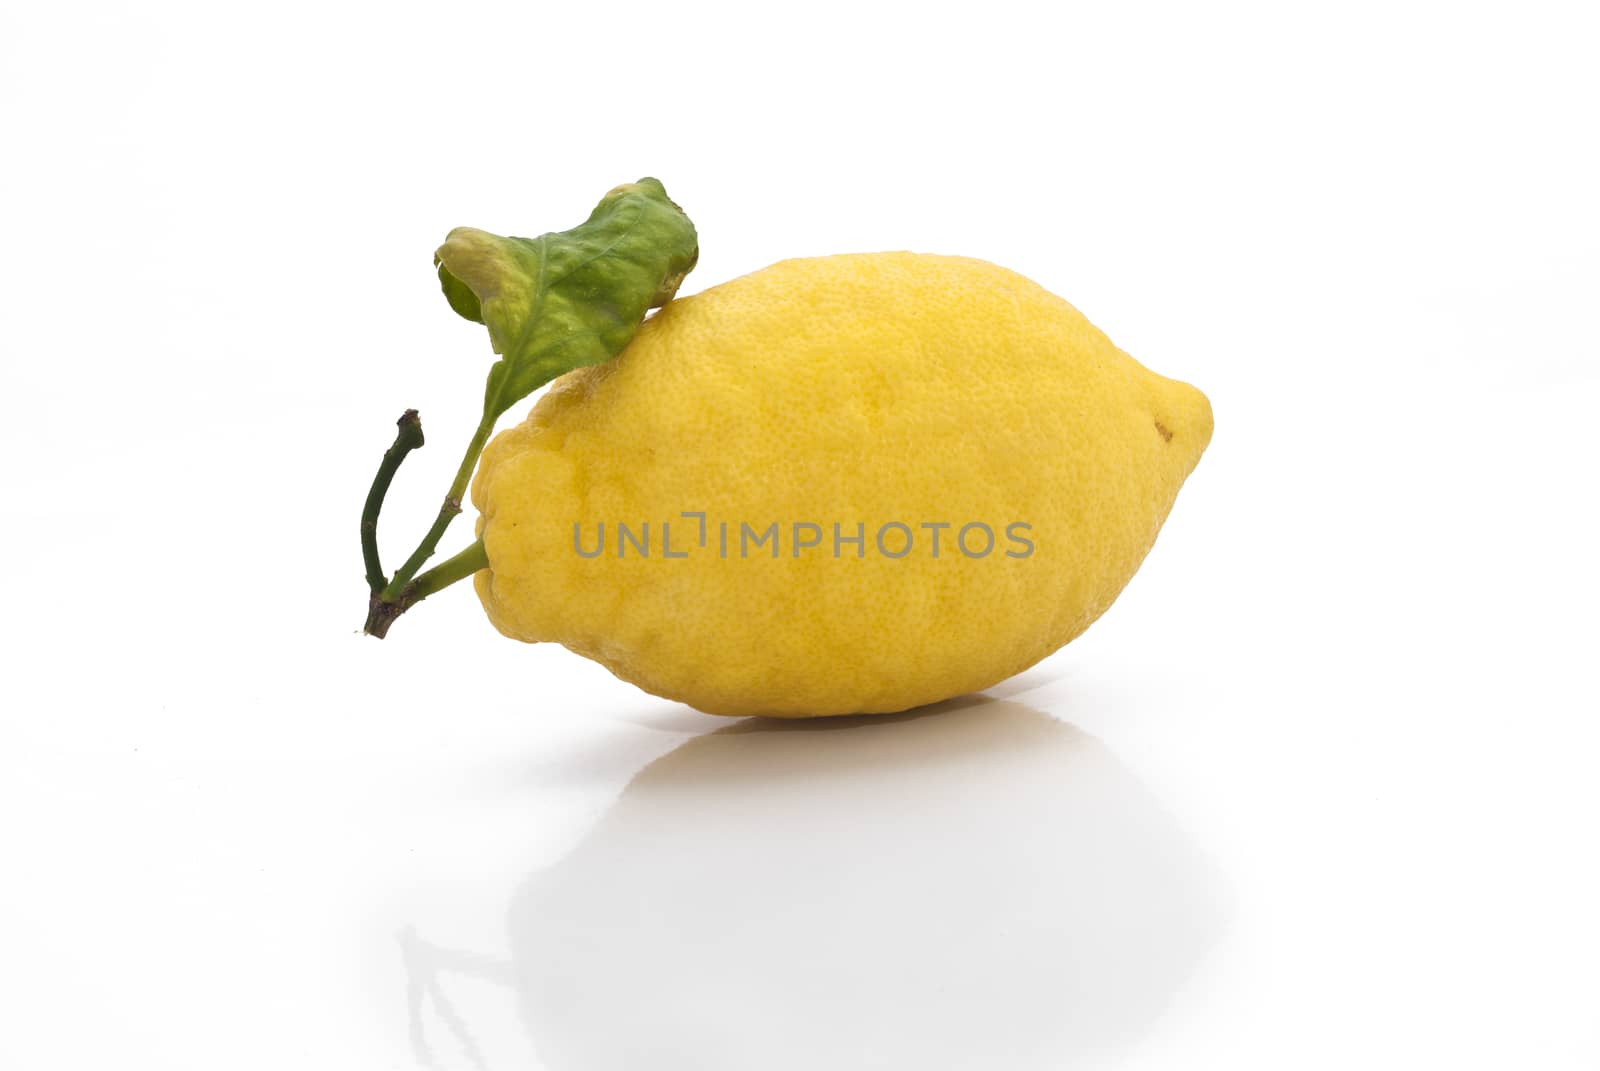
[
  {"left": 508, "top": 702, "right": 1227, "bottom": 1067},
  {"left": 472, "top": 253, "right": 1212, "bottom": 716}
]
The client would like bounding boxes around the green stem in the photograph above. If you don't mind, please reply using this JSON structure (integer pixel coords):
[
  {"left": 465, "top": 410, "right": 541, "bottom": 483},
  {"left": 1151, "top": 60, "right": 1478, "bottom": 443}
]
[
  {"left": 365, "top": 538, "right": 488, "bottom": 638},
  {"left": 361, "top": 409, "right": 425, "bottom": 594},
  {"left": 411, "top": 538, "right": 489, "bottom": 600},
  {"left": 381, "top": 415, "right": 495, "bottom": 600}
]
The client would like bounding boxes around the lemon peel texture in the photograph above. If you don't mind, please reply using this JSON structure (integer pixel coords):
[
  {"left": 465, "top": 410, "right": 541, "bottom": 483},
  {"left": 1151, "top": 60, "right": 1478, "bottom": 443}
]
[{"left": 472, "top": 253, "right": 1212, "bottom": 716}]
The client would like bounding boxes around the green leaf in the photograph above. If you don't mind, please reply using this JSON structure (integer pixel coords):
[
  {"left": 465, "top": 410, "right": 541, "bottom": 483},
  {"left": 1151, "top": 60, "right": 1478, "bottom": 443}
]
[{"left": 434, "top": 177, "right": 699, "bottom": 420}]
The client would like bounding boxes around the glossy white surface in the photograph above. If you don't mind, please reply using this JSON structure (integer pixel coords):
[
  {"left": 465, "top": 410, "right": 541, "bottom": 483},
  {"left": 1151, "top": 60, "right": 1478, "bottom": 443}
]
[{"left": 3, "top": 1, "right": 1598, "bottom": 1067}]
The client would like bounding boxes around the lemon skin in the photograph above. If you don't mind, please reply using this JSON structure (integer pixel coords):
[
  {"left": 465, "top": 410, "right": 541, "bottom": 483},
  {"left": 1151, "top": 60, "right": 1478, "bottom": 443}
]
[{"left": 471, "top": 253, "right": 1212, "bottom": 716}]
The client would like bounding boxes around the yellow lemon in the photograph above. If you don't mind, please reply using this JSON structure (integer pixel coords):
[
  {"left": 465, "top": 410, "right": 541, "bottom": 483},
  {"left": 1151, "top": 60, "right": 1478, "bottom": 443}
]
[{"left": 470, "top": 253, "right": 1211, "bottom": 716}]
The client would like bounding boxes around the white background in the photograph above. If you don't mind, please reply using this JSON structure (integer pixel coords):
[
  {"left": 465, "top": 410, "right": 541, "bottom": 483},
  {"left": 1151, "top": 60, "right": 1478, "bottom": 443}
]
[{"left": 3, "top": 1, "right": 1598, "bottom": 1067}]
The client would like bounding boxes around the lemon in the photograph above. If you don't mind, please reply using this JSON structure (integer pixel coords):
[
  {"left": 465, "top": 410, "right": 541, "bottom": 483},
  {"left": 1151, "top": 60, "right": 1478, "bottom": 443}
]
[{"left": 469, "top": 253, "right": 1211, "bottom": 716}]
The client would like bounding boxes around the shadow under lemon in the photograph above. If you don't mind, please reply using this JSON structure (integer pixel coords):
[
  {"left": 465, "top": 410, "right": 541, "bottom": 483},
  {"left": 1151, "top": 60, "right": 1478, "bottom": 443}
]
[{"left": 403, "top": 698, "right": 1228, "bottom": 1070}]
